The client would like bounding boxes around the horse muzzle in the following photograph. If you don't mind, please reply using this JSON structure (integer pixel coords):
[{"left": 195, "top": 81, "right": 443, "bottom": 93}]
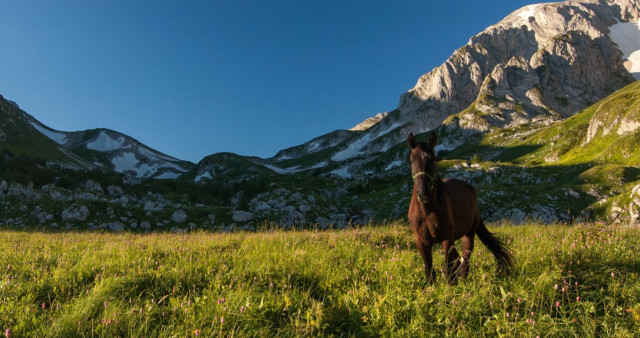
[{"left": 416, "top": 191, "right": 431, "bottom": 205}]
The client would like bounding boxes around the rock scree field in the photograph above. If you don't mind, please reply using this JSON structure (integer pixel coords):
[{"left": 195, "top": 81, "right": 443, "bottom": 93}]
[{"left": 1, "top": 222, "right": 639, "bottom": 336}]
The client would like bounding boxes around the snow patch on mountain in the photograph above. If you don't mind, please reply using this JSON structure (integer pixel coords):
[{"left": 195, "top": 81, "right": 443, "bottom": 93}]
[
  {"left": 155, "top": 171, "right": 182, "bottom": 180},
  {"left": 195, "top": 171, "right": 213, "bottom": 182},
  {"left": 30, "top": 122, "right": 67, "bottom": 145},
  {"left": 111, "top": 152, "right": 186, "bottom": 178},
  {"left": 609, "top": 19, "right": 640, "bottom": 79},
  {"left": 137, "top": 145, "right": 179, "bottom": 162},
  {"left": 385, "top": 160, "right": 403, "bottom": 171},
  {"left": 264, "top": 164, "right": 301, "bottom": 174},
  {"left": 111, "top": 153, "right": 147, "bottom": 176},
  {"left": 330, "top": 167, "right": 352, "bottom": 179},
  {"left": 332, "top": 122, "right": 403, "bottom": 161},
  {"left": 87, "top": 131, "right": 127, "bottom": 152}
]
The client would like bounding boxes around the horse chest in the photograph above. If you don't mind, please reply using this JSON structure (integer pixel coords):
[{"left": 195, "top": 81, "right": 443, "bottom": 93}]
[{"left": 409, "top": 208, "right": 448, "bottom": 243}]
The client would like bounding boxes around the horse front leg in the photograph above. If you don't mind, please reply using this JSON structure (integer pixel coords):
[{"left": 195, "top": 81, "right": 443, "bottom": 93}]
[
  {"left": 414, "top": 234, "right": 435, "bottom": 284},
  {"left": 442, "top": 240, "right": 460, "bottom": 285}
]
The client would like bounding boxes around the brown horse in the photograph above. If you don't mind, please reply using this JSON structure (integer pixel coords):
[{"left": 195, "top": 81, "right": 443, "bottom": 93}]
[{"left": 407, "top": 132, "right": 513, "bottom": 284}]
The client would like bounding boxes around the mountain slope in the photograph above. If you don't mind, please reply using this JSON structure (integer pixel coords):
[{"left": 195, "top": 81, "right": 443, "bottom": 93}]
[
  {"left": 24, "top": 112, "right": 193, "bottom": 180},
  {"left": 0, "top": 94, "right": 94, "bottom": 170},
  {"left": 275, "top": 0, "right": 639, "bottom": 170}
]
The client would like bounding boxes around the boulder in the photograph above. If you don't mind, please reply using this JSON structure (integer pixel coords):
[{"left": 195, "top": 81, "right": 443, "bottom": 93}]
[
  {"left": 8, "top": 183, "right": 27, "bottom": 199},
  {"left": 108, "top": 221, "right": 124, "bottom": 232},
  {"left": 232, "top": 210, "right": 253, "bottom": 223},
  {"left": 82, "top": 180, "right": 103, "bottom": 194},
  {"left": 61, "top": 204, "right": 90, "bottom": 222},
  {"left": 171, "top": 209, "right": 187, "bottom": 224},
  {"left": 106, "top": 185, "right": 124, "bottom": 197}
]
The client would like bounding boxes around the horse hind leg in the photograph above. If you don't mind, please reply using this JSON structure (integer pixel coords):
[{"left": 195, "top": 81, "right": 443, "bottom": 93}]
[{"left": 459, "top": 235, "right": 475, "bottom": 278}]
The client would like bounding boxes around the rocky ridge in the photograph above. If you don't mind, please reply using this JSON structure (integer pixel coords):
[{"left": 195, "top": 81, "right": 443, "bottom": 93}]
[{"left": 272, "top": 0, "right": 639, "bottom": 170}]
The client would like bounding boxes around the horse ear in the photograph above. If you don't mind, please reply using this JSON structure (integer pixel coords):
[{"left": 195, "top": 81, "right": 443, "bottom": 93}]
[
  {"left": 429, "top": 132, "right": 437, "bottom": 149},
  {"left": 408, "top": 132, "right": 418, "bottom": 149}
]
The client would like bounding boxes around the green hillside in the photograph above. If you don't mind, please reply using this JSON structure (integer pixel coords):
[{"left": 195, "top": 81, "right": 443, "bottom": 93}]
[{"left": 0, "top": 95, "right": 75, "bottom": 164}]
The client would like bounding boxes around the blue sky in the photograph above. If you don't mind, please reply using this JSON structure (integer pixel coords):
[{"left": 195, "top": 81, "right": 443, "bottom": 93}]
[{"left": 0, "top": 0, "right": 547, "bottom": 162}]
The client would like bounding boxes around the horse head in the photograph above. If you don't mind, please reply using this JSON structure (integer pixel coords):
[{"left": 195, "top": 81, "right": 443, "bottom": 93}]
[{"left": 408, "top": 132, "right": 438, "bottom": 205}]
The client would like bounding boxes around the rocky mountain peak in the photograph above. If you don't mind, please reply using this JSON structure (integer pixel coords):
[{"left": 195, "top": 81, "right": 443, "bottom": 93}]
[{"left": 334, "top": 0, "right": 640, "bottom": 162}]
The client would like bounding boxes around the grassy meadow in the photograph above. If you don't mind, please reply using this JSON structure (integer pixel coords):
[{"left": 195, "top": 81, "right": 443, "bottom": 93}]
[{"left": 1, "top": 222, "right": 639, "bottom": 337}]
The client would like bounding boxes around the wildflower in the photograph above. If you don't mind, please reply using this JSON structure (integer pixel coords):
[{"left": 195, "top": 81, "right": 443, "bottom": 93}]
[
  {"left": 5, "top": 329, "right": 10, "bottom": 337},
  {"left": 240, "top": 306, "right": 246, "bottom": 313},
  {"left": 611, "top": 272, "right": 615, "bottom": 278},
  {"left": 576, "top": 296, "right": 580, "bottom": 301},
  {"left": 194, "top": 329, "right": 200, "bottom": 336},
  {"left": 531, "top": 311, "right": 535, "bottom": 316},
  {"left": 554, "top": 284, "right": 559, "bottom": 290},
  {"left": 42, "top": 302, "right": 46, "bottom": 310},
  {"left": 562, "top": 287, "right": 565, "bottom": 293},
  {"left": 517, "top": 298, "right": 521, "bottom": 304},
  {"left": 506, "top": 313, "right": 510, "bottom": 318},
  {"left": 221, "top": 317, "right": 224, "bottom": 324},
  {"left": 555, "top": 301, "right": 560, "bottom": 308}
]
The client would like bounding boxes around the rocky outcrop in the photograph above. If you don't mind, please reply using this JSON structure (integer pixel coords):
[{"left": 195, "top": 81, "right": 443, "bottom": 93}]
[{"left": 319, "top": 0, "right": 640, "bottom": 162}]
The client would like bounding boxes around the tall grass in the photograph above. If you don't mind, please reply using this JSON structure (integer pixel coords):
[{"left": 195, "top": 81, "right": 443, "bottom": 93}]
[{"left": 1, "top": 221, "right": 639, "bottom": 336}]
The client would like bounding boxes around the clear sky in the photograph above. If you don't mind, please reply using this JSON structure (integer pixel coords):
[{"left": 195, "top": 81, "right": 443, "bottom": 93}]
[{"left": 0, "top": 0, "right": 548, "bottom": 162}]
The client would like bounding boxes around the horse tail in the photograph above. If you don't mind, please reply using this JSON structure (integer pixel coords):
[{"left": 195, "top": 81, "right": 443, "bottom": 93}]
[{"left": 476, "top": 221, "right": 514, "bottom": 273}]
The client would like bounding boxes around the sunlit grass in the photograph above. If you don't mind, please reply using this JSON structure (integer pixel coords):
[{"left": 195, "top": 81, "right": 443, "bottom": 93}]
[{"left": 1, "top": 221, "right": 639, "bottom": 336}]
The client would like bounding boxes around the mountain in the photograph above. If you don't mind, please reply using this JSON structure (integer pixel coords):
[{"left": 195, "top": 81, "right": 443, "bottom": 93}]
[
  {"left": 2, "top": 0, "right": 640, "bottom": 231},
  {"left": 268, "top": 0, "right": 639, "bottom": 177},
  {"left": 0, "top": 94, "right": 95, "bottom": 170},
  {"left": 0, "top": 94, "right": 193, "bottom": 180},
  {"left": 30, "top": 123, "right": 193, "bottom": 181}
]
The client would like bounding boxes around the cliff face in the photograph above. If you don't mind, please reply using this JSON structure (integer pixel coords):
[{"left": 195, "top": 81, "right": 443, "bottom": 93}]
[{"left": 336, "top": 0, "right": 639, "bottom": 161}]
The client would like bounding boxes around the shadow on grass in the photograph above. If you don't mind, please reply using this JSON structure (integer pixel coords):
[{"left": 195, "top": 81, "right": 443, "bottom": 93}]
[{"left": 443, "top": 144, "right": 544, "bottom": 163}]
